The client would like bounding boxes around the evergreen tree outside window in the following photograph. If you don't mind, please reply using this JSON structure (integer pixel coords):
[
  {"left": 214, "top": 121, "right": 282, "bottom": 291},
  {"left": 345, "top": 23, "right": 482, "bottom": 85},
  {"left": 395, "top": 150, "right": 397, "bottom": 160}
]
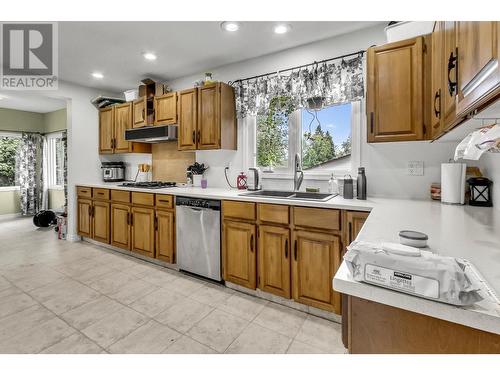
[{"left": 0, "top": 135, "right": 21, "bottom": 187}]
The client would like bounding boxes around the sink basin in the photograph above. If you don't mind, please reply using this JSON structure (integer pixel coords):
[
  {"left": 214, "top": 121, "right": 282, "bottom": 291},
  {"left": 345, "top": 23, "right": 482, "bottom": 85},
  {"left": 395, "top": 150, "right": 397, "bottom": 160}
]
[{"left": 239, "top": 190, "right": 337, "bottom": 202}]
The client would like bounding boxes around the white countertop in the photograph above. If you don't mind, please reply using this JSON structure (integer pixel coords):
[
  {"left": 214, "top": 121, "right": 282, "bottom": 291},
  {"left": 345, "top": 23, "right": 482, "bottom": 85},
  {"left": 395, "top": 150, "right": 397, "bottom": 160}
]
[{"left": 77, "top": 182, "right": 500, "bottom": 334}]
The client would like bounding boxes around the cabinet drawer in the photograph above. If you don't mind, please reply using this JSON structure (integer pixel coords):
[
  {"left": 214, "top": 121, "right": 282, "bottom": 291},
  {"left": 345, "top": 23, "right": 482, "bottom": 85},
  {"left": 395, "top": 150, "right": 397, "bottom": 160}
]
[
  {"left": 93, "top": 188, "right": 110, "bottom": 200},
  {"left": 132, "top": 192, "right": 155, "bottom": 206},
  {"left": 258, "top": 203, "right": 289, "bottom": 225},
  {"left": 111, "top": 190, "right": 131, "bottom": 203},
  {"left": 155, "top": 194, "right": 173, "bottom": 209},
  {"left": 293, "top": 207, "right": 341, "bottom": 231},
  {"left": 77, "top": 186, "right": 92, "bottom": 198},
  {"left": 222, "top": 200, "right": 256, "bottom": 221}
]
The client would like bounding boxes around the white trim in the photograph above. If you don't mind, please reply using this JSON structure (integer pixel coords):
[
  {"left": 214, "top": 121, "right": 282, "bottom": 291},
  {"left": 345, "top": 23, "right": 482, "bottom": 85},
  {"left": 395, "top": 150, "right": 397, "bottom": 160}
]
[
  {"left": 48, "top": 186, "right": 64, "bottom": 191},
  {"left": 0, "top": 131, "right": 22, "bottom": 139},
  {"left": 0, "top": 186, "right": 20, "bottom": 192}
]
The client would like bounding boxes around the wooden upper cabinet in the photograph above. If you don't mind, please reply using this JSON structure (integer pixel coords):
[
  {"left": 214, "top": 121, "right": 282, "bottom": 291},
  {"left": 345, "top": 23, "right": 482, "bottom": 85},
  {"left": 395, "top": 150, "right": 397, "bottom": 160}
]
[
  {"left": 156, "top": 209, "right": 175, "bottom": 263},
  {"left": 114, "top": 102, "right": 132, "bottom": 153},
  {"left": 431, "top": 21, "right": 445, "bottom": 139},
  {"left": 133, "top": 97, "right": 148, "bottom": 128},
  {"left": 292, "top": 230, "right": 341, "bottom": 313},
  {"left": 258, "top": 225, "right": 291, "bottom": 299},
  {"left": 456, "top": 21, "right": 500, "bottom": 117},
  {"left": 77, "top": 199, "right": 93, "bottom": 237},
  {"left": 92, "top": 200, "right": 110, "bottom": 244},
  {"left": 367, "top": 36, "right": 426, "bottom": 142},
  {"left": 154, "top": 92, "right": 177, "bottom": 125},
  {"left": 222, "top": 220, "right": 256, "bottom": 289},
  {"left": 198, "top": 84, "right": 220, "bottom": 149},
  {"left": 99, "top": 107, "right": 114, "bottom": 154},
  {"left": 131, "top": 206, "right": 155, "bottom": 258},
  {"left": 441, "top": 21, "right": 459, "bottom": 130},
  {"left": 111, "top": 203, "right": 131, "bottom": 250},
  {"left": 178, "top": 88, "right": 198, "bottom": 150}
]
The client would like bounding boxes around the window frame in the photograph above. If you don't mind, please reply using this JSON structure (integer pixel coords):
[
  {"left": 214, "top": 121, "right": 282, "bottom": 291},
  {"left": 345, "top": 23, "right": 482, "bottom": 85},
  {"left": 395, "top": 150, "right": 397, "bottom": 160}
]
[
  {"left": 249, "top": 101, "right": 362, "bottom": 180},
  {"left": 46, "top": 131, "right": 64, "bottom": 190},
  {"left": 0, "top": 131, "right": 21, "bottom": 190}
]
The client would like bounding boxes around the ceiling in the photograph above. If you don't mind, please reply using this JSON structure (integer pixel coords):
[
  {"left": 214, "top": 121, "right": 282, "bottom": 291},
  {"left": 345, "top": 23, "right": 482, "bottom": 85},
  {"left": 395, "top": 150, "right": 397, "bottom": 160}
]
[
  {"left": 0, "top": 92, "right": 66, "bottom": 113},
  {"left": 58, "top": 21, "right": 383, "bottom": 93}
]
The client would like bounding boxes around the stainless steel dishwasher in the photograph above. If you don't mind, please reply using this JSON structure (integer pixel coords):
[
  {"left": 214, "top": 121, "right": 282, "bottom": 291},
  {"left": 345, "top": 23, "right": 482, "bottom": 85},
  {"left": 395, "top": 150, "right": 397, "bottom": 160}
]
[{"left": 175, "top": 196, "right": 221, "bottom": 281}]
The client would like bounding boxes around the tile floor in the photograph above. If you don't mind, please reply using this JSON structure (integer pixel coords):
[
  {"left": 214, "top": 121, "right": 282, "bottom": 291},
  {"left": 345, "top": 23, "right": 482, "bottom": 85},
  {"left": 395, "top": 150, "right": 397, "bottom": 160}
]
[{"left": 0, "top": 216, "right": 346, "bottom": 354}]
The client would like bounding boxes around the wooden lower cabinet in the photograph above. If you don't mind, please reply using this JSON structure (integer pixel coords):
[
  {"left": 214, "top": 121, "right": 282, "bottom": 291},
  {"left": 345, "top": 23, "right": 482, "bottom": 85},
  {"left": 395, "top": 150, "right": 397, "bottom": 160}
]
[
  {"left": 111, "top": 203, "right": 131, "bottom": 250},
  {"left": 92, "top": 200, "right": 110, "bottom": 244},
  {"left": 222, "top": 220, "right": 256, "bottom": 289},
  {"left": 258, "top": 225, "right": 291, "bottom": 298},
  {"left": 292, "top": 230, "right": 342, "bottom": 313},
  {"left": 156, "top": 209, "right": 175, "bottom": 263},
  {"left": 77, "top": 199, "right": 93, "bottom": 238},
  {"left": 131, "top": 206, "right": 155, "bottom": 257}
]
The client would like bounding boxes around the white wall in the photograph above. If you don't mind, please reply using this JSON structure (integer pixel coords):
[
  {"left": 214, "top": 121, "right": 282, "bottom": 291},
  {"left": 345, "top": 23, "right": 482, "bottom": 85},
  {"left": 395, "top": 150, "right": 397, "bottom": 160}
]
[
  {"left": 478, "top": 153, "right": 500, "bottom": 210},
  {"left": 168, "top": 23, "right": 463, "bottom": 199}
]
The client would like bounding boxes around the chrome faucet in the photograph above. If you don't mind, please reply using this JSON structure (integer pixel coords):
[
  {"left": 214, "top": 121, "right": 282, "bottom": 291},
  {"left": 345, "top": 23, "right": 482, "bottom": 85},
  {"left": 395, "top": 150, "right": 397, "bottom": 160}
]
[{"left": 294, "top": 153, "right": 304, "bottom": 191}]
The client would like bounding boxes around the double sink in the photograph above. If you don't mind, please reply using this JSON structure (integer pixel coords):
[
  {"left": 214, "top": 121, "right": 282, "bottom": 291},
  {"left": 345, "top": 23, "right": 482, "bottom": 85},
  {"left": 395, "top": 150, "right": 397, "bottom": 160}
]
[{"left": 240, "top": 190, "right": 337, "bottom": 202}]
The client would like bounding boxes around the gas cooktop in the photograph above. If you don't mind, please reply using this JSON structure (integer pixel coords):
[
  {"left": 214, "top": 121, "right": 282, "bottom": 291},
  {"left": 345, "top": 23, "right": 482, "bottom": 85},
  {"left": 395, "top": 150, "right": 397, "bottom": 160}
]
[{"left": 120, "top": 181, "right": 177, "bottom": 189}]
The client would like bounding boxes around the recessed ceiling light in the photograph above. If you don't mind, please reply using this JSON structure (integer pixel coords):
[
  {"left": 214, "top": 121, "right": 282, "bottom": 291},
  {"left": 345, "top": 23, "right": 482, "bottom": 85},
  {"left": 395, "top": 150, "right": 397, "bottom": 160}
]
[
  {"left": 143, "top": 52, "right": 157, "bottom": 61},
  {"left": 220, "top": 21, "right": 240, "bottom": 32},
  {"left": 91, "top": 72, "right": 104, "bottom": 79},
  {"left": 274, "top": 23, "right": 291, "bottom": 34}
]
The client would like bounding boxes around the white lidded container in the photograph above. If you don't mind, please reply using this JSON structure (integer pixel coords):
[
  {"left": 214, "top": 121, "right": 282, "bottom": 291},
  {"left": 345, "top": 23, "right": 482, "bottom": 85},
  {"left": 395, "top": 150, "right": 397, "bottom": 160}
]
[{"left": 124, "top": 89, "right": 138, "bottom": 102}]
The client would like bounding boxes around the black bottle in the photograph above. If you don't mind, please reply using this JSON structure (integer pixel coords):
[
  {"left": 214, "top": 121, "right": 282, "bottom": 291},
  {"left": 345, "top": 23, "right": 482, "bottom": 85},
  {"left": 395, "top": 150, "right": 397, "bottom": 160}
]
[{"left": 357, "top": 167, "right": 367, "bottom": 200}]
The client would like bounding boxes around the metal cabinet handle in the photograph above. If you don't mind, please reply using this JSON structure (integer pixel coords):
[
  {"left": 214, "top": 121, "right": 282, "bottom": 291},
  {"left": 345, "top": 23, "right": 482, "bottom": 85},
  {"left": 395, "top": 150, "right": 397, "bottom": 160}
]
[
  {"left": 250, "top": 234, "right": 254, "bottom": 252},
  {"left": 370, "top": 112, "right": 374, "bottom": 133},
  {"left": 433, "top": 89, "right": 441, "bottom": 119},
  {"left": 192, "top": 130, "right": 195, "bottom": 144},
  {"left": 349, "top": 222, "right": 353, "bottom": 244},
  {"left": 88, "top": 206, "right": 92, "bottom": 216},
  {"left": 294, "top": 240, "right": 298, "bottom": 261},
  {"left": 284, "top": 238, "right": 288, "bottom": 258},
  {"left": 130, "top": 213, "right": 133, "bottom": 226},
  {"left": 154, "top": 216, "right": 158, "bottom": 231},
  {"left": 447, "top": 49, "right": 458, "bottom": 96},
  {"left": 197, "top": 130, "right": 201, "bottom": 144},
  {"left": 126, "top": 212, "right": 130, "bottom": 225}
]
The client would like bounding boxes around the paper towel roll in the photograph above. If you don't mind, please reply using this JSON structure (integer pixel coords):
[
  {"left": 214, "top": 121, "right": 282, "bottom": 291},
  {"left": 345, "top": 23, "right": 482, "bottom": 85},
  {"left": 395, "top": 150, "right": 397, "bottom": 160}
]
[{"left": 441, "top": 163, "right": 466, "bottom": 204}]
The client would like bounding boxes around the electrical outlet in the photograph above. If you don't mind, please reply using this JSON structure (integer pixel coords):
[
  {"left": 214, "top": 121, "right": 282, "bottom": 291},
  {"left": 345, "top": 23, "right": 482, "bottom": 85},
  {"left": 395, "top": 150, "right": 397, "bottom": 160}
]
[{"left": 407, "top": 161, "right": 424, "bottom": 176}]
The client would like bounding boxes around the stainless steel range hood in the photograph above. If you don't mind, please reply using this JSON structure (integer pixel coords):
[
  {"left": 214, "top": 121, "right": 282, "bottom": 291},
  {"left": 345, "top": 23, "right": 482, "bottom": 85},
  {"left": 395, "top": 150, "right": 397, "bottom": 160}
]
[{"left": 125, "top": 125, "right": 178, "bottom": 143}]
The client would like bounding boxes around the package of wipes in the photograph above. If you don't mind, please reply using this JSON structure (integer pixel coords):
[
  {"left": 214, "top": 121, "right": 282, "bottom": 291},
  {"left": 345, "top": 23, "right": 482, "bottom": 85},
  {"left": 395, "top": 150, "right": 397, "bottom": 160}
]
[{"left": 344, "top": 241, "right": 483, "bottom": 306}]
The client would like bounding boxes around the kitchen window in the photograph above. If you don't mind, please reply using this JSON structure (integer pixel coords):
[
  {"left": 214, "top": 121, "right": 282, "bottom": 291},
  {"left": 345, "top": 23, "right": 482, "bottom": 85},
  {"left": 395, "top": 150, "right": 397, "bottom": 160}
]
[
  {"left": 0, "top": 132, "right": 21, "bottom": 190},
  {"left": 47, "top": 132, "right": 64, "bottom": 189},
  {"left": 252, "top": 100, "right": 361, "bottom": 177}
]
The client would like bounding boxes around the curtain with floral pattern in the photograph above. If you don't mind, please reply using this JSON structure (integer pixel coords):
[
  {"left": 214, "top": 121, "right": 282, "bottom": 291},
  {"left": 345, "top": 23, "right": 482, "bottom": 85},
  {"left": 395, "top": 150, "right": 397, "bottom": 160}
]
[
  {"left": 61, "top": 130, "right": 68, "bottom": 209},
  {"left": 233, "top": 55, "right": 364, "bottom": 118},
  {"left": 17, "top": 133, "right": 44, "bottom": 215}
]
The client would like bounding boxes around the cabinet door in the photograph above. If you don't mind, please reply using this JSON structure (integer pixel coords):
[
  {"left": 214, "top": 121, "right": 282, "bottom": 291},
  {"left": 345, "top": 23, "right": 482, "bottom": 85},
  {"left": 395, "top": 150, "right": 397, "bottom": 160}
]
[
  {"left": 154, "top": 92, "right": 177, "bottom": 125},
  {"left": 99, "top": 107, "right": 114, "bottom": 154},
  {"left": 222, "top": 220, "right": 256, "bottom": 289},
  {"left": 178, "top": 88, "right": 198, "bottom": 150},
  {"left": 132, "top": 97, "right": 147, "bottom": 128},
  {"left": 92, "top": 200, "right": 110, "bottom": 244},
  {"left": 77, "top": 199, "right": 93, "bottom": 237},
  {"left": 367, "top": 37, "right": 424, "bottom": 142},
  {"left": 156, "top": 209, "right": 175, "bottom": 263},
  {"left": 258, "top": 225, "right": 290, "bottom": 298},
  {"left": 345, "top": 211, "right": 369, "bottom": 247},
  {"left": 456, "top": 21, "right": 500, "bottom": 116},
  {"left": 114, "top": 102, "right": 132, "bottom": 153},
  {"left": 198, "top": 84, "right": 220, "bottom": 149},
  {"left": 131, "top": 206, "right": 155, "bottom": 258},
  {"left": 111, "top": 203, "right": 131, "bottom": 250},
  {"left": 431, "top": 22, "right": 445, "bottom": 139},
  {"left": 292, "top": 230, "right": 341, "bottom": 313},
  {"left": 442, "top": 21, "right": 458, "bottom": 130}
]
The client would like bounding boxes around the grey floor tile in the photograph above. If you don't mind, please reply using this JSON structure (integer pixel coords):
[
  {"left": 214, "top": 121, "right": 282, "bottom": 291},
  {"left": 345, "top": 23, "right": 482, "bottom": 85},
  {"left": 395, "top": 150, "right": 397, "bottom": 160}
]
[
  {"left": 88, "top": 270, "right": 138, "bottom": 295},
  {"left": 253, "top": 302, "right": 308, "bottom": 338},
  {"left": 61, "top": 295, "right": 125, "bottom": 330},
  {"left": 81, "top": 306, "right": 149, "bottom": 348},
  {"left": 187, "top": 309, "right": 249, "bottom": 353},
  {"left": 286, "top": 339, "right": 328, "bottom": 354},
  {"left": 130, "top": 287, "right": 185, "bottom": 317},
  {"left": 219, "top": 292, "right": 268, "bottom": 321},
  {"left": 226, "top": 322, "right": 292, "bottom": 354},
  {"left": 169, "top": 275, "right": 206, "bottom": 296},
  {"left": 107, "top": 278, "right": 159, "bottom": 305},
  {"left": 0, "top": 291, "right": 38, "bottom": 319},
  {"left": 41, "top": 332, "right": 104, "bottom": 354},
  {"left": 190, "top": 284, "right": 234, "bottom": 307},
  {"left": 294, "top": 315, "right": 345, "bottom": 353},
  {"left": 108, "top": 320, "right": 181, "bottom": 354},
  {"left": 140, "top": 268, "right": 179, "bottom": 286},
  {"left": 155, "top": 297, "right": 214, "bottom": 333},
  {"left": 0, "top": 304, "right": 55, "bottom": 342},
  {"left": 163, "top": 335, "right": 216, "bottom": 354}
]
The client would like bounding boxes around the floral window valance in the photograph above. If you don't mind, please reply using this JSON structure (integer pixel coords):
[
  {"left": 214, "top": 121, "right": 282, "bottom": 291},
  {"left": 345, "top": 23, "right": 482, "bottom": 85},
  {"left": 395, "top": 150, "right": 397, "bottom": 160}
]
[{"left": 233, "top": 54, "right": 364, "bottom": 118}]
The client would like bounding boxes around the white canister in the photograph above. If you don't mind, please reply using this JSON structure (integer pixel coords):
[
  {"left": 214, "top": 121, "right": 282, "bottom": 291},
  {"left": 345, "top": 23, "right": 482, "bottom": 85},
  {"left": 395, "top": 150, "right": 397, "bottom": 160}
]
[{"left": 192, "top": 174, "right": 203, "bottom": 187}]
